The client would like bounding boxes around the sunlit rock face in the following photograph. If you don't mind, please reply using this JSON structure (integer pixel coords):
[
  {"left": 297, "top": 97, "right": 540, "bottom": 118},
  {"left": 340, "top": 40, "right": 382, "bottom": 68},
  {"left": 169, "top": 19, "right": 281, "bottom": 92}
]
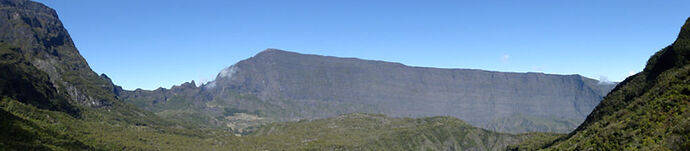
[{"left": 194, "top": 49, "right": 615, "bottom": 133}]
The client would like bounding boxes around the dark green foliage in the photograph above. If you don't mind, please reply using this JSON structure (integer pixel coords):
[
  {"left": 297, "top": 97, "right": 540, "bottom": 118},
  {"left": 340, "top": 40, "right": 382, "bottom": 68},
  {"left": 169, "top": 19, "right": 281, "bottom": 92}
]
[
  {"left": 245, "top": 113, "right": 551, "bottom": 150},
  {"left": 483, "top": 114, "right": 581, "bottom": 134},
  {"left": 515, "top": 17, "right": 690, "bottom": 150},
  {"left": 505, "top": 133, "right": 563, "bottom": 151},
  {"left": 0, "top": 0, "right": 120, "bottom": 108},
  {"left": 0, "top": 97, "right": 242, "bottom": 150},
  {"left": 0, "top": 102, "right": 91, "bottom": 151},
  {"left": 2, "top": 97, "right": 551, "bottom": 150},
  {"left": 0, "top": 43, "right": 79, "bottom": 116}
]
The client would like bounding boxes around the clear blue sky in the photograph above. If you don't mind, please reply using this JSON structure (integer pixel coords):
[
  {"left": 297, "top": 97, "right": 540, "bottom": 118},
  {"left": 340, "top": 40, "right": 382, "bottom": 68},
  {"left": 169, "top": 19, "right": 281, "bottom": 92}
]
[{"left": 34, "top": 0, "right": 690, "bottom": 90}]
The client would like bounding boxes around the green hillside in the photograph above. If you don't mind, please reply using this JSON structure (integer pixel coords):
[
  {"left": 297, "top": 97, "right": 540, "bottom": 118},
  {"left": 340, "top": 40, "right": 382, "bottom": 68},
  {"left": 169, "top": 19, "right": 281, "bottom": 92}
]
[
  {"left": 511, "top": 17, "right": 690, "bottom": 150},
  {"left": 245, "top": 113, "right": 559, "bottom": 150},
  {"left": 1, "top": 98, "right": 556, "bottom": 150}
]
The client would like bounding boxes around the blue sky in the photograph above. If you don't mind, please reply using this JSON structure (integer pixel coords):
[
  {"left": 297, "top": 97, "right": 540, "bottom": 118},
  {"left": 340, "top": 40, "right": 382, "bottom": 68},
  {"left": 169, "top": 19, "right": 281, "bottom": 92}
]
[{"left": 34, "top": 0, "right": 690, "bottom": 90}]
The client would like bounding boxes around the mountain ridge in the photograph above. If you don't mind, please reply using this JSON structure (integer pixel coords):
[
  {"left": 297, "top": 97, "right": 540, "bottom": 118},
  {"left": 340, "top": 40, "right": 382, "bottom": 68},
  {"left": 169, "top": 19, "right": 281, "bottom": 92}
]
[
  {"left": 227, "top": 48, "right": 598, "bottom": 79},
  {"left": 123, "top": 47, "right": 616, "bottom": 134},
  {"left": 4, "top": 0, "right": 663, "bottom": 150}
]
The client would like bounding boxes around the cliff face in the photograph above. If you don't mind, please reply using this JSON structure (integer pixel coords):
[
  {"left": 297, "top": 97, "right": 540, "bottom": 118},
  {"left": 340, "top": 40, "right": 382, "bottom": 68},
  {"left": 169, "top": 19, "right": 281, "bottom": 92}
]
[
  {"left": 125, "top": 49, "right": 615, "bottom": 133},
  {"left": 222, "top": 49, "right": 614, "bottom": 132},
  {"left": 0, "top": 1, "right": 198, "bottom": 149},
  {"left": 0, "top": 0, "right": 119, "bottom": 107}
]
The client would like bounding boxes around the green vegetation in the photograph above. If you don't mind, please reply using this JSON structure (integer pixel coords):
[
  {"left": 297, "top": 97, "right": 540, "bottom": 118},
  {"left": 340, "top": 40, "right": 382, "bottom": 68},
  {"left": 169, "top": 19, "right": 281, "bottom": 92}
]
[
  {"left": 484, "top": 114, "right": 582, "bottom": 134},
  {"left": 7, "top": 0, "right": 688, "bottom": 150},
  {"left": 245, "top": 113, "right": 559, "bottom": 151},
  {"left": 0, "top": 97, "right": 243, "bottom": 150},
  {"left": 0, "top": 43, "right": 78, "bottom": 115},
  {"left": 514, "top": 17, "right": 690, "bottom": 150},
  {"left": 3, "top": 96, "right": 555, "bottom": 150}
]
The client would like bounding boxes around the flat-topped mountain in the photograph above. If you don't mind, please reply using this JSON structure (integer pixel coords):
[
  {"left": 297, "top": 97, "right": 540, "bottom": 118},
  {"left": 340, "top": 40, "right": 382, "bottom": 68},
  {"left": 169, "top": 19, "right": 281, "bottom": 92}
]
[{"left": 123, "top": 48, "right": 616, "bottom": 133}]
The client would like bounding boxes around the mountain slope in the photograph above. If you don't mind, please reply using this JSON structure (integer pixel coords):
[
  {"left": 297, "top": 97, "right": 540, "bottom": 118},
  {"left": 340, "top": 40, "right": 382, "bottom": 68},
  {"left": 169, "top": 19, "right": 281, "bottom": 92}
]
[
  {"left": 512, "top": 17, "right": 690, "bottom": 150},
  {"left": 243, "top": 113, "right": 561, "bottom": 151},
  {"left": 0, "top": 0, "right": 120, "bottom": 107},
  {"left": 123, "top": 49, "right": 615, "bottom": 134},
  {"left": 0, "top": 0, "right": 235, "bottom": 150}
]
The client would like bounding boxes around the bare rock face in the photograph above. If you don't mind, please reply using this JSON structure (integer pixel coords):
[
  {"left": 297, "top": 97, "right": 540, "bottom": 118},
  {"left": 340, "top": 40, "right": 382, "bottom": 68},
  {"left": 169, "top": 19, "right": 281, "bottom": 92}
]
[
  {"left": 222, "top": 49, "right": 614, "bottom": 132},
  {"left": 126, "top": 49, "right": 615, "bottom": 133}
]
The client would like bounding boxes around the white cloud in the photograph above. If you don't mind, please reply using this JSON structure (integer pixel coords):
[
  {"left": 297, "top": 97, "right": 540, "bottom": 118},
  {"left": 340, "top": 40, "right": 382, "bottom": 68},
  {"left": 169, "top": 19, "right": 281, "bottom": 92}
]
[
  {"left": 500, "top": 54, "right": 510, "bottom": 64},
  {"left": 598, "top": 75, "right": 613, "bottom": 85},
  {"left": 218, "top": 65, "right": 238, "bottom": 79},
  {"left": 628, "top": 71, "right": 637, "bottom": 77},
  {"left": 204, "top": 81, "right": 217, "bottom": 89},
  {"left": 200, "top": 65, "right": 239, "bottom": 88}
]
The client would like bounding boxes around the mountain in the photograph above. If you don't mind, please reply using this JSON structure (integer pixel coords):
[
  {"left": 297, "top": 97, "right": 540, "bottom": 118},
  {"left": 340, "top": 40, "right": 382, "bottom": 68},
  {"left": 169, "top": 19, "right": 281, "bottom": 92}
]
[
  {"left": 0, "top": 0, "right": 227, "bottom": 149},
  {"left": 0, "top": 0, "right": 122, "bottom": 108},
  {"left": 511, "top": 17, "right": 690, "bottom": 150},
  {"left": 0, "top": 0, "right": 554, "bottom": 150},
  {"left": 122, "top": 49, "right": 616, "bottom": 134}
]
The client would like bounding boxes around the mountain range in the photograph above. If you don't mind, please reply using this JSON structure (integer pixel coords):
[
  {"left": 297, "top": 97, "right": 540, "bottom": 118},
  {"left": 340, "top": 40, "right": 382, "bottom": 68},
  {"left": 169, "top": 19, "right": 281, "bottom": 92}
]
[
  {"left": 0, "top": 0, "right": 557, "bottom": 150},
  {"left": 121, "top": 48, "right": 615, "bottom": 134},
  {"left": 1, "top": 0, "right": 688, "bottom": 150}
]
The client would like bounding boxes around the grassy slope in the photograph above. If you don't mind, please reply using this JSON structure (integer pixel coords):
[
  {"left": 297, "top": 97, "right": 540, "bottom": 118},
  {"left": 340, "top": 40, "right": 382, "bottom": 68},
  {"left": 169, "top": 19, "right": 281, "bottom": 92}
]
[
  {"left": 0, "top": 97, "right": 244, "bottom": 151},
  {"left": 245, "top": 113, "right": 542, "bottom": 150},
  {"left": 2, "top": 96, "right": 558, "bottom": 150},
  {"left": 483, "top": 114, "right": 581, "bottom": 134},
  {"left": 511, "top": 17, "right": 690, "bottom": 151}
]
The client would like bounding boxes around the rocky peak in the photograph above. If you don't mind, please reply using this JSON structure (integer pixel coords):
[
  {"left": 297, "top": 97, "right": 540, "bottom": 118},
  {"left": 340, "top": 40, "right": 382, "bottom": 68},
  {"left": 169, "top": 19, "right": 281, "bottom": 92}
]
[
  {"left": 178, "top": 81, "right": 197, "bottom": 89},
  {"left": 255, "top": 48, "right": 294, "bottom": 56},
  {"left": 1, "top": 0, "right": 119, "bottom": 107},
  {"left": 0, "top": 0, "right": 57, "bottom": 17},
  {"left": 247, "top": 48, "right": 313, "bottom": 63}
]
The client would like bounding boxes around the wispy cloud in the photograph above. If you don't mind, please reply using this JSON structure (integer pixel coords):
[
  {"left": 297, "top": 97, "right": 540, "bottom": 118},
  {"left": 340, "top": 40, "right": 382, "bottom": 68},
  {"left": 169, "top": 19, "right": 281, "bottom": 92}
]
[
  {"left": 199, "top": 65, "right": 239, "bottom": 88},
  {"left": 628, "top": 71, "right": 637, "bottom": 77},
  {"left": 218, "top": 65, "right": 238, "bottom": 78},
  {"left": 206, "top": 81, "right": 217, "bottom": 88},
  {"left": 598, "top": 75, "right": 613, "bottom": 85}
]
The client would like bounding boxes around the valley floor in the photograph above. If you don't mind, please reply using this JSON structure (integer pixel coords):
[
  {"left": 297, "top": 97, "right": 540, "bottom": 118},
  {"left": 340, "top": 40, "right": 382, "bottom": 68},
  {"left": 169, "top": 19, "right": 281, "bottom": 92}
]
[{"left": 1, "top": 97, "right": 560, "bottom": 151}]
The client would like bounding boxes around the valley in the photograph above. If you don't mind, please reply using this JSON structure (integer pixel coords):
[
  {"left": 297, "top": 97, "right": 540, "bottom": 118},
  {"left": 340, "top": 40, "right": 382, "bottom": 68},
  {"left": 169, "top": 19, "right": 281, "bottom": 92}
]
[{"left": 1, "top": 0, "right": 688, "bottom": 150}]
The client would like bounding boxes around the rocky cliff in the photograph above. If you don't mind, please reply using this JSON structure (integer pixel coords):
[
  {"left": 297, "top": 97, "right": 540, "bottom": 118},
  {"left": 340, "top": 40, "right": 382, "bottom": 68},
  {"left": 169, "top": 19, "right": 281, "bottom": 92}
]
[
  {"left": 0, "top": 0, "right": 120, "bottom": 108},
  {"left": 124, "top": 49, "right": 616, "bottom": 133}
]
